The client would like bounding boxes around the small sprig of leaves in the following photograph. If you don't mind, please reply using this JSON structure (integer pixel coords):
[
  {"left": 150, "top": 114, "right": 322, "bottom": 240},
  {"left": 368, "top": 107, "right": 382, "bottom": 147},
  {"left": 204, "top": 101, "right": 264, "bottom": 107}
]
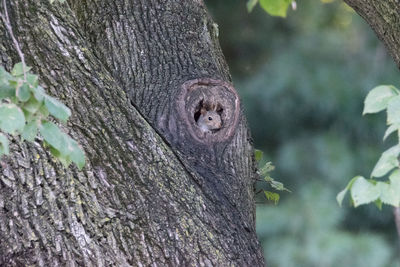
[
  {"left": 255, "top": 149, "right": 290, "bottom": 204},
  {"left": 247, "top": 0, "right": 296, "bottom": 18},
  {"left": 0, "top": 63, "right": 85, "bottom": 170},
  {"left": 337, "top": 85, "right": 400, "bottom": 208}
]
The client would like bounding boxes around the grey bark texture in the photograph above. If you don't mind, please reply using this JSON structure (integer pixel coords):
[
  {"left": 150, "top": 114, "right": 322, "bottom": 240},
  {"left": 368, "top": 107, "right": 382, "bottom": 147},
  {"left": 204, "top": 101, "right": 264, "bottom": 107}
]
[{"left": 0, "top": 0, "right": 265, "bottom": 266}]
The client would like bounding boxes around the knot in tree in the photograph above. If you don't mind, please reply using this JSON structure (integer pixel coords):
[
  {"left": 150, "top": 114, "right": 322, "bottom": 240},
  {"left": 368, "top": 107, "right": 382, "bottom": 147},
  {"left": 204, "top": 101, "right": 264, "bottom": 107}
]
[{"left": 177, "top": 78, "right": 240, "bottom": 144}]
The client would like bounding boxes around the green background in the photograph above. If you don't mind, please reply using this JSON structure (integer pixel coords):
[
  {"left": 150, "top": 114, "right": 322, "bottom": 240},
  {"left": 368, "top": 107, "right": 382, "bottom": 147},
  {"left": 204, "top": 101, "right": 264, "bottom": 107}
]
[{"left": 206, "top": 0, "right": 399, "bottom": 266}]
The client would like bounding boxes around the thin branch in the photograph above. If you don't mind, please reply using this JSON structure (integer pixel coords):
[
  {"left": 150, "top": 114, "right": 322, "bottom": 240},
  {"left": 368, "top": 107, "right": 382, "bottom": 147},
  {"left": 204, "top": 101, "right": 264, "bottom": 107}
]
[{"left": 0, "top": 0, "right": 27, "bottom": 80}]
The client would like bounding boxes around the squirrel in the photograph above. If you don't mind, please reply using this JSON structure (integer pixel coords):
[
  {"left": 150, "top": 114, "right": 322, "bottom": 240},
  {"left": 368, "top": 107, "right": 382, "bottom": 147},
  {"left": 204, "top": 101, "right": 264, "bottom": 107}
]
[{"left": 196, "top": 106, "right": 222, "bottom": 133}]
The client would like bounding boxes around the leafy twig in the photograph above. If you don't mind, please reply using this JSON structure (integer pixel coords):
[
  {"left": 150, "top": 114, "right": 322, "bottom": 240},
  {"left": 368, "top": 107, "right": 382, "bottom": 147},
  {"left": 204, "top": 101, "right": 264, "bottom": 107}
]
[
  {"left": 254, "top": 149, "right": 290, "bottom": 204},
  {"left": 338, "top": 85, "right": 400, "bottom": 209},
  {"left": 0, "top": 0, "right": 85, "bottom": 169}
]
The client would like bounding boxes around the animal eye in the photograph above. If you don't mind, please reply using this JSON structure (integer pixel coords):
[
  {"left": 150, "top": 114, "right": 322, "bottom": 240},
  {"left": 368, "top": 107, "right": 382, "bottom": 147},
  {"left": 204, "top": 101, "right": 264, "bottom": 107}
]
[{"left": 208, "top": 117, "right": 212, "bottom": 121}]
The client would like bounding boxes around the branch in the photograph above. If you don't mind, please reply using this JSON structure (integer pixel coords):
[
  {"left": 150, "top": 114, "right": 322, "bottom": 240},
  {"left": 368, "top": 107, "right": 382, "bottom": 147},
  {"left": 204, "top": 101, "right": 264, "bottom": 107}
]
[
  {"left": 344, "top": 0, "right": 400, "bottom": 68},
  {"left": 0, "top": 0, "right": 27, "bottom": 79}
]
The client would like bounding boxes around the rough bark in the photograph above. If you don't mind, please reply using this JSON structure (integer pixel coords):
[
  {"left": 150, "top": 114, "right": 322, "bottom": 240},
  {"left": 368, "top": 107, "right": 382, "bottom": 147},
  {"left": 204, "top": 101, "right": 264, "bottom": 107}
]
[
  {"left": 0, "top": 0, "right": 264, "bottom": 266},
  {"left": 344, "top": 0, "right": 400, "bottom": 68}
]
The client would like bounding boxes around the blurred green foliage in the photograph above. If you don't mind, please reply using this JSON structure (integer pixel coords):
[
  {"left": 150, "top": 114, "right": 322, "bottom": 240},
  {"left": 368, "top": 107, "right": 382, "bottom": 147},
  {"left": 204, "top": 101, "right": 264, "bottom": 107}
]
[{"left": 206, "top": 0, "right": 399, "bottom": 265}]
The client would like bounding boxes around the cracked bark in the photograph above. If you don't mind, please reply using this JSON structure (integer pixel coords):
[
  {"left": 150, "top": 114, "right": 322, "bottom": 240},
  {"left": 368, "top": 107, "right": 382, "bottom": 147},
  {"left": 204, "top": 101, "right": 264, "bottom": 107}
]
[{"left": 0, "top": 0, "right": 264, "bottom": 266}]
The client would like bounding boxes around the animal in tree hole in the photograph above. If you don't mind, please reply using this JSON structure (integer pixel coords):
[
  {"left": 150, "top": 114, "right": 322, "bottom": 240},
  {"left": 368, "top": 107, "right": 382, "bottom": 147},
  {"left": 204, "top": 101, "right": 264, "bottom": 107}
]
[{"left": 197, "top": 107, "right": 222, "bottom": 133}]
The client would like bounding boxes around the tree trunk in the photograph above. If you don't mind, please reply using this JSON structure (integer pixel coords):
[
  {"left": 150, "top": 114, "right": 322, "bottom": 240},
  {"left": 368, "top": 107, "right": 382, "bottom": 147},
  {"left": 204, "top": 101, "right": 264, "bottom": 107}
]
[{"left": 0, "top": 0, "right": 264, "bottom": 266}]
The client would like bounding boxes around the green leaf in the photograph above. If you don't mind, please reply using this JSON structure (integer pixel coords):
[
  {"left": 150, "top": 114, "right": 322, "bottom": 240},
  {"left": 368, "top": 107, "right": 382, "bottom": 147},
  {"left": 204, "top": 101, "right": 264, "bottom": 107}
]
[
  {"left": 350, "top": 177, "right": 380, "bottom": 207},
  {"left": 389, "top": 169, "right": 400, "bottom": 191},
  {"left": 264, "top": 191, "right": 280, "bottom": 205},
  {"left": 48, "top": 145, "right": 73, "bottom": 168},
  {"left": 271, "top": 180, "right": 284, "bottom": 190},
  {"left": 259, "top": 0, "right": 291, "bottom": 17},
  {"left": 38, "top": 104, "right": 49, "bottom": 118},
  {"left": 16, "top": 83, "right": 31, "bottom": 102},
  {"left": 8, "top": 79, "right": 18, "bottom": 90},
  {"left": 363, "top": 85, "right": 399, "bottom": 115},
  {"left": 22, "top": 121, "right": 38, "bottom": 142},
  {"left": 387, "top": 95, "right": 400, "bottom": 125},
  {"left": 68, "top": 138, "right": 85, "bottom": 170},
  {"left": 23, "top": 97, "right": 42, "bottom": 115},
  {"left": 0, "top": 67, "right": 14, "bottom": 98},
  {"left": 271, "top": 180, "right": 291, "bottom": 192},
  {"left": 247, "top": 0, "right": 259, "bottom": 12},
  {"left": 58, "top": 154, "right": 72, "bottom": 167},
  {"left": 11, "top": 62, "right": 31, "bottom": 77},
  {"left": 385, "top": 170, "right": 400, "bottom": 207},
  {"left": 48, "top": 145, "right": 61, "bottom": 157},
  {"left": 26, "top": 74, "right": 39, "bottom": 87},
  {"left": 337, "top": 176, "right": 360, "bottom": 207},
  {"left": 263, "top": 175, "right": 273, "bottom": 182},
  {"left": 39, "top": 121, "right": 69, "bottom": 155},
  {"left": 371, "top": 145, "right": 400, "bottom": 178},
  {"left": 39, "top": 121, "right": 85, "bottom": 169},
  {"left": 336, "top": 188, "right": 348, "bottom": 207},
  {"left": 383, "top": 124, "right": 400, "bottom": 141},
  {"left": 260, "top": 161, "right": 274, "bottom": 176},
  {"left": 31, "top": 85, "right": 46, "bottom": 102},
  {"left": 50, "top": 146, "right": 71, "bottom": 167},
  {"left": 44, "top": 95, "right": 71, "bottom": 122},
  {"left": 254, "top": 149, "right": 263, "bottom": 162},
  {"left": 376, "top": 181, "right": 399, "bottom": 207},
  {"left": 23, "top": 108, "right": 34, "bottom": 122},
  {"left": 0, "top": 133, "right": 9, "bottom": 156},
  {"left": 0, "top": 84, "right": 15, "bottom": 100},
  {"left": 0, "top": 103, "right": 25, "bottom": 134}
]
